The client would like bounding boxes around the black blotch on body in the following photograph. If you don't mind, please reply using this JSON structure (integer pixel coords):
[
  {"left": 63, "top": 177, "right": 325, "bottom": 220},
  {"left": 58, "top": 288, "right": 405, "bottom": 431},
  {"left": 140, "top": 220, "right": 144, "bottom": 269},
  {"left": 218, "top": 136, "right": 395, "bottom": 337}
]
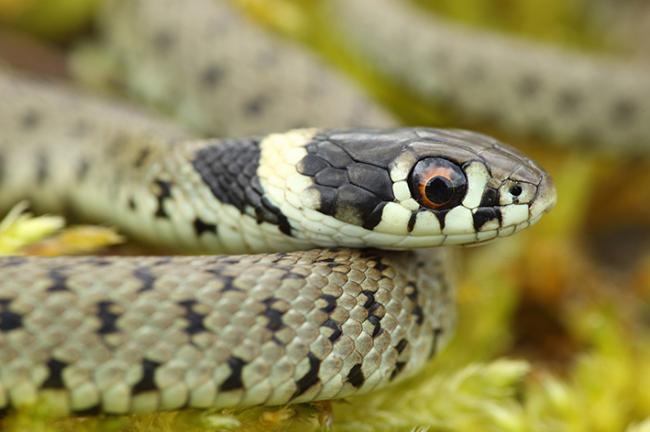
[
  {"left": 368, "top": 315, "right": 382, "bottom": 337},
  {"left": 133, "top": 147, "right": 151, "bottom": 168},
  {"left": 358, "top": 253, "right": 388, "bottom": 272},
  {"left": 405, "top": 282, "right": 423, "bottom": 326},
  {"left": 428, "top": 327, "right": 444, "bottom": 359},
  {"left": 134, "top": 266, "right": 155, "bottom": 292},
  {"left": 153, "top": 179, "right": 173, "bottom": 218},
  {"left": 319, "top": 294, "right": 337, "bottom": 314},
  {"left": 556, "top": 89, "right": 582, "bottom": 114},
  {"left": 193, "top": 217, "right": 217, "bottom": 236},
  {"left": 281, "top": 272, "right": 303, "bottom": 280},
  {"left": 35, "top": 152, "right": 49, "bottom": 185},
  {"left": 362, "top": 290, "right": 384, "bottom": 338},
  {"left": 20, "top": 109, "right": 41, "bottom": 130},
  {"left": 41, "top": 358, "right": 68, "bottom": 389},
  {"left": 201, "top": 65, "right": 225, "bottom": 88},
  {"left": 96, "top": 301, "right": 120, "bottom": 335},
  {"left": 323, "top": 318, "right": 342, "bottom": 342},
  {"left": 611, "top": 99, "right": 637, "bottom": 125},
  {"left": 291, "top": 352, "right": 321, "bottom": 399},
  {"left": 127, "top": 197, "right": 137, "bottom": 211},
  {"left": 207, "top": 268, "right": 240, "bottom": 292},
  {"left": 374, "top": 261, "right": 388, "bottom": 272},
  {"left": 517, "top": 74, "right": 541, "bottom": 98},
  {"left": 262, "top": 297, "right": 285, "bottom": 332},
  {"left": 73, "top": 405, "right": 102, "bottom": 416},
  {"left": 390, "top": 361, "right": 407, "bottom": 380},
  {"left": 472, "top": 207, "right": 502, "bottom": 231},
  {"left": 85, "top": 257, "right": 112, "bottom": 266},
  {"left": 0, "top": 298, "right": 22, "bottom": 332},
  {"left": 0, "top": 256, "right": 27, "bottom": 268},
  {"left": 220, "top": 356, "right": 247, "bottom": 391},
  {"left": 192, "top": 138, "right": 292, "bottom": 235},
  {"left": 132, "top": 359, "right": 161, "bottom": 394},
  {"left": 244, "top": 95, "right": 269, "bottom": 117},
  {"left": 47, "top": 268, "right": 69, "bottom": 292},
  {"left": 178, "top": 300, "right": 207, "bottom": 335},
  {"left": 347, "top": 363, "right": 365, "bottom": 388},
  {"left": 395, "top": 338, "right": 408, "bottom": 354},
  {"left": 76, "top": 158, "right": 90, "bottom": 181}
]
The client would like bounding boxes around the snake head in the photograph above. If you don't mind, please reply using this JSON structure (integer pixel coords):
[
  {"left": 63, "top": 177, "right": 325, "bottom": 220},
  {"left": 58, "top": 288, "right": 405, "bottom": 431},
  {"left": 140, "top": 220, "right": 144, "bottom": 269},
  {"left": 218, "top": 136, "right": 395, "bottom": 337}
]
[{"left": 260, "top": 128, "right": 556, "bottom": 249}]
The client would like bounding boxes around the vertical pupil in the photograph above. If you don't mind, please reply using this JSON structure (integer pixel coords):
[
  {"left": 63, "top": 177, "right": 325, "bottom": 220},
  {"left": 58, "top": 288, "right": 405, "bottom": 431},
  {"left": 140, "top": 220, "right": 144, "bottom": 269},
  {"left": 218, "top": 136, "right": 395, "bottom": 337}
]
[{"left": 426, "top": 176, "right": 453, "bottom": 204}]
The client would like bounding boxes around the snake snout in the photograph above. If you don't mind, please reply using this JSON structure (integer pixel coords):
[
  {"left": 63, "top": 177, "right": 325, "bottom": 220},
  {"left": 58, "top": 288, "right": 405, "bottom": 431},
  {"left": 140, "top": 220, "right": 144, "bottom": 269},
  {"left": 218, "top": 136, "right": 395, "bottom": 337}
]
[{"left": 530, "top": 174, "right": 557, "bottom": 221}]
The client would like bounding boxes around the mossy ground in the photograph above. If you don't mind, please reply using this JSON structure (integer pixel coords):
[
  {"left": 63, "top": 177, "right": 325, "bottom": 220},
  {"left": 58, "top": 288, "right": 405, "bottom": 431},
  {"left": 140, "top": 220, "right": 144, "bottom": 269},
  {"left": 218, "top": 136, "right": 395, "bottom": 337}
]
[{"left": 1, "top": 0, "right": 649, "bottom": 430}]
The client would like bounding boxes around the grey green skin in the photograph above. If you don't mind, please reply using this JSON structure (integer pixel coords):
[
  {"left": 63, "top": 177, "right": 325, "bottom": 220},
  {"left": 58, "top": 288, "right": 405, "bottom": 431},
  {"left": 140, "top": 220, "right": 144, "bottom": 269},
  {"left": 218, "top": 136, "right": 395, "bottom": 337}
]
[
  {"left": 0, "top": 68, "right": 555, "bottom": 414},
  {"left": 89, "top": 0, "right": 395, "bottom": 137},
  {"left": 332, "top": 0, "right": 650, "bottom": 153}
]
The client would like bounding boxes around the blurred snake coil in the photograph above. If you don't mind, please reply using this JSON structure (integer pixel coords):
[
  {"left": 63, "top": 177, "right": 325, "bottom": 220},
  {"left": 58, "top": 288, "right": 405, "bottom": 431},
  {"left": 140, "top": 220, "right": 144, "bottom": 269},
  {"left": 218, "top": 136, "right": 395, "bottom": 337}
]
[
  {"left": 90, "top": 0, "right": 650, "bottom": 152},
  {"left": 0, "top": 0, "right": 561, "bottom": 417},
  {"left": 331, "top": 0, "right": 650, "bottom": 151}
]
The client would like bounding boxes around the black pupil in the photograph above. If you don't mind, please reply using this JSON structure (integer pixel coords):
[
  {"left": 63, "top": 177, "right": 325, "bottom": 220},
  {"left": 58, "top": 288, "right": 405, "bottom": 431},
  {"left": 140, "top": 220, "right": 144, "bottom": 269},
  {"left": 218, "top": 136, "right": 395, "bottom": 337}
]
[
  {"left": 426, "top": 177, "right": 453, "bottom": 204},
  {"left": 509, "top": 185, "right": 523, "bottom": 197},
  {"left": 409, "top": 157, "right": 468, "bottom": 210}
]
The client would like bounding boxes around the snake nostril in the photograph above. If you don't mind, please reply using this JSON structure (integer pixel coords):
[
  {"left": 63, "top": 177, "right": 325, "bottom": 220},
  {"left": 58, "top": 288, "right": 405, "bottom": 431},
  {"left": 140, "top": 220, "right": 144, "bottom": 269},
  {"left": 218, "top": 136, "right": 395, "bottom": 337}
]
[{"left": 509, "top": 185, "right": 523, "bottom": 197}]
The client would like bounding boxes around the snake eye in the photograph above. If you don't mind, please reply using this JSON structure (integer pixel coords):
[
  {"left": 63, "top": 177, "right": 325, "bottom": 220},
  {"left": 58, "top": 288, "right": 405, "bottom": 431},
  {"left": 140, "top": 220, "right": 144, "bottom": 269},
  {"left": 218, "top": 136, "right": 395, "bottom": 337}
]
[{"left": 409, "top": 158, "right": 468, "bottom": 210}]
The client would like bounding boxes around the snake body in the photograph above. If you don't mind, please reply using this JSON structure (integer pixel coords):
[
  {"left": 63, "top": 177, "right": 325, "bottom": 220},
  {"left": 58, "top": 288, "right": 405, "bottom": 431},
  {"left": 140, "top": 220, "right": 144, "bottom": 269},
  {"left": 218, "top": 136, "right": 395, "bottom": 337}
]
[
  {"left": 91, "top": 0, "right": 395, "bottom": 137},
  {"left": 90, "top": 0, "right": 650, "bottom": 151},
  {"left": 332, "top": 0, "right": 650, "bottom": 152},
  {"left": 0, "top": 53, "right": 554, "bottom": 416}
]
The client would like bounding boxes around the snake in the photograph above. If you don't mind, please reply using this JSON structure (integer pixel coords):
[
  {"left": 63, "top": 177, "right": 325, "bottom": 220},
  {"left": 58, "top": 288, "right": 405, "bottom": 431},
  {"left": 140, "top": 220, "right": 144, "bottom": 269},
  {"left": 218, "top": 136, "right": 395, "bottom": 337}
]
[
  {"left": 90, "top": 0, "right": 650, "bottom": 152},
  {"left": 0, "top": 64, "right": 555, "bottom": 415},
  {"left": 88, "top": 0, "right": 396, "bottom": 137},
  {"left": 330, "top": 0, "right": 650, "bottom": 152}
]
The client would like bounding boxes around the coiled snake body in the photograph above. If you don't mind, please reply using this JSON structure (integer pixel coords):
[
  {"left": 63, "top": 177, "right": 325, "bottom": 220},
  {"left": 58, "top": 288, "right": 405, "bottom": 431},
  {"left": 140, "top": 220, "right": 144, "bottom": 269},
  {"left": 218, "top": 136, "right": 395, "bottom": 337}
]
[
  {"left": 94, "top": 0, "right": 650, "bottom": 151},
  {"left": 0, "top": 69, "right": 555, "bottom": 415}
]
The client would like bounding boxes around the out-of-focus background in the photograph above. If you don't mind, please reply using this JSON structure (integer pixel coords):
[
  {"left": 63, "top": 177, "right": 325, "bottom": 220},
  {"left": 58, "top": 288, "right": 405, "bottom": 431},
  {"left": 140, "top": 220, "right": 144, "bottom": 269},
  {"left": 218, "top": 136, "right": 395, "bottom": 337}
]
[{"left": 1, "top": 0, "right": 649, "bottom": 431}]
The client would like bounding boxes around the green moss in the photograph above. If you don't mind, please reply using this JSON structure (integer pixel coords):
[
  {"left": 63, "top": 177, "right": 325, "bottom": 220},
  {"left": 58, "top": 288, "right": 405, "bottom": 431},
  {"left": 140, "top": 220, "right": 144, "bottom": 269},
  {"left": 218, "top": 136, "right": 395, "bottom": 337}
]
[{"left": 0, "top": 0, "right": 100, "bottom": 42}]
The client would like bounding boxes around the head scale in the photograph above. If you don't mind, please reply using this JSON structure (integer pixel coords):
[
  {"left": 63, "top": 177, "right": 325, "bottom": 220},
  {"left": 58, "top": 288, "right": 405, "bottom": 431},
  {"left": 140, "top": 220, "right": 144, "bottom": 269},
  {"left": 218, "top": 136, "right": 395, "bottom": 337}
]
[{"left": 260, "top": 127, "right": 556, "bottom": 249}]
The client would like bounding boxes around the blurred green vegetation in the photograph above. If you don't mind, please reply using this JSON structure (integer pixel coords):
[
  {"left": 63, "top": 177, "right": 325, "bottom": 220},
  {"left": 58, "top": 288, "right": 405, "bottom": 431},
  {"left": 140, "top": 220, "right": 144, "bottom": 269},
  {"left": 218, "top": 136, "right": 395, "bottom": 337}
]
[
  {"left": 412, "top": 0, "right": 613, "bottom": 51},
  {"left": 1, "top": 0, "right": 649, "bottom": 430},
  {"left": 0, "top": 0, "right": 99, "bottom": 41}
]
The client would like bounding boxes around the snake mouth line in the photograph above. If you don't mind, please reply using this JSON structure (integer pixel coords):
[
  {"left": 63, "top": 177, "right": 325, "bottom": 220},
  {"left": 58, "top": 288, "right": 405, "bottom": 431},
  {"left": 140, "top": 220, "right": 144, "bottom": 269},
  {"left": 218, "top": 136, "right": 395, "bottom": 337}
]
[{"left": 388, "top": 219, "right": 543, "bottom": 249}]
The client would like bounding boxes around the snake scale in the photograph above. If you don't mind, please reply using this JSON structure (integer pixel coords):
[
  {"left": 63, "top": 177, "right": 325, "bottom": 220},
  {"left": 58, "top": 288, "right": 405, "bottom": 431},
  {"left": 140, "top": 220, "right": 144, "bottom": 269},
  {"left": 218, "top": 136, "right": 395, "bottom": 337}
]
[
  {"left": 91, "top": 0, "right": 650, "bottom": 152},
  {"left": 0, "top": 1, "right": 556, "bottom": 416}
]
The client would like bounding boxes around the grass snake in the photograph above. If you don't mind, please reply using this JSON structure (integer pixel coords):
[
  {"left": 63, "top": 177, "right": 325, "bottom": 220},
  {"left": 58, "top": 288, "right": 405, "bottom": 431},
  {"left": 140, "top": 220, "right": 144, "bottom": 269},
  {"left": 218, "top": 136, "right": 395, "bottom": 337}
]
[{"left": 0, "top": 16, "right": 555, "bottom": 416}]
